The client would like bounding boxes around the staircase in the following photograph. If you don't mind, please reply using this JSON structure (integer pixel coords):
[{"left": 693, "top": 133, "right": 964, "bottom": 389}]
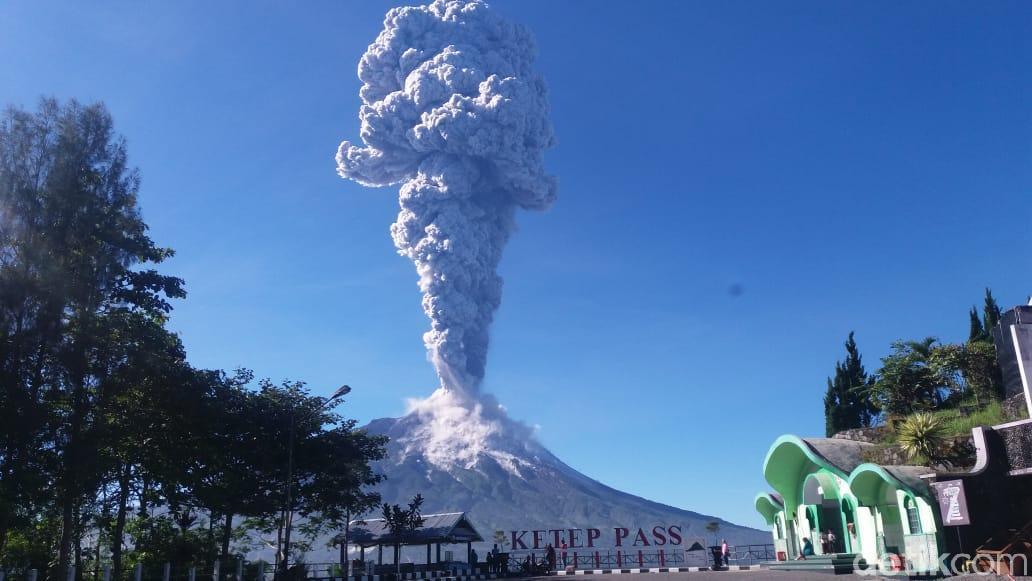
[{"left": 764, "top": 553, "right": 866, "bottom": 575}]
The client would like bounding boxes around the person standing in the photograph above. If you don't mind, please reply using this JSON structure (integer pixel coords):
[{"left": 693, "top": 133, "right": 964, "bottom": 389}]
[
  {"left": 720, "top": 539, "right": 730, "bottom": 568},
  {"left": 560, "top": 539, "right": 568, "bottom": 569},
  {"left": 545, "top": 543, "right": 556, "bottom": 571},
  {"left": 826, "top": 530, "right": 837, "bottom": 554},
  {"left": 471, "top": 548, "right": 479, "bottom": 574}
]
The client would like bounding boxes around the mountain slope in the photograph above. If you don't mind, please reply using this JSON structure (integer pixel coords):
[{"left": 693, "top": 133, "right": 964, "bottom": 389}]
[{"left": 360, "top": 390, "right": 768, "bottom": 550}]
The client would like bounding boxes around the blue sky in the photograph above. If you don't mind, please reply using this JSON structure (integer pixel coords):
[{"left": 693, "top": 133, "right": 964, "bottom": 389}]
[{"left": 3, "top": 0, "right": 1030, "bottom": 529}]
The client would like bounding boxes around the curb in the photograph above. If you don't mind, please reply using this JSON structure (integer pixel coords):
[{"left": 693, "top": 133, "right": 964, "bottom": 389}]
[
  {"left": 343, "top": 575, "right": 499, "bottom": 581},
  {"left": 550, "top": 566, "right": 756, "bottom": 575}
]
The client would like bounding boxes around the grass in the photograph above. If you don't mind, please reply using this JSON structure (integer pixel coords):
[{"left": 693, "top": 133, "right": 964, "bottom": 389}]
[{"left": 933, "top": 400, "right": 1006, "bottom": 437}]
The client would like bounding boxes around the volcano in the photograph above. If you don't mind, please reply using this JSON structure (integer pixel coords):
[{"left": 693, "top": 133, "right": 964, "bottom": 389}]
[{"left": 358, "top": 390, "right": 767, "bottom": 552}]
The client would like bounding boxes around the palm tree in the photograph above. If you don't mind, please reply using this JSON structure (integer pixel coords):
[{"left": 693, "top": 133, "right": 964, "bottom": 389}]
[
  {"left": 382, "top": 494, "right": 424, "bottom": 577},
  {"left": 705, "top": 521, "right": 720, "bottom": 546}
]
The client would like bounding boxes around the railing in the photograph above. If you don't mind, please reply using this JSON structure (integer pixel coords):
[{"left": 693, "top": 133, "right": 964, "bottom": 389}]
[
  {"left": 0, "top": 560, "right": 267, "bottom": 581},
  {"left": 727, "top": 544, "right": 776, "bottom": 565},
  {"left": 0, "top": 544, "right": 777, "bottom": 580},
  {"left": 507, "top": 544, "right": 774, "bottom": 571}
]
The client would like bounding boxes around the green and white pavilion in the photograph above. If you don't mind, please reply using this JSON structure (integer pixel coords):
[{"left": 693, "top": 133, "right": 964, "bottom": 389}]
[{"left": 755, "top": 435, "right": 943, "bottom": 573}]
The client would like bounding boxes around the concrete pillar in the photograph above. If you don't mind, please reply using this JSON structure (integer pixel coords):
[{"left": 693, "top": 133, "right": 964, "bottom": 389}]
[
  {"left": 426, "top": 544, "right": 431, "bottom": 566},
  {"left": 133, "top": 564, "right": 142, "bottom": 581},
  {"left": 377, "top": 544, "right": 382, "bottom": 565},
  {"left": 188, "top": 567, "right": 196, "bottom": 581},
  {"left": 163, "top": 563, "right": 171, "bottom": 581},
  {"left": 435, "top": 544, "right": 440, "bottom": 563}
]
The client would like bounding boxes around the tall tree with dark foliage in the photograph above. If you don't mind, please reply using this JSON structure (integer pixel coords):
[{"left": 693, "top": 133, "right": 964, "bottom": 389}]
[{"left": 824, "top": 332, "right": 875, "bottom": 436}]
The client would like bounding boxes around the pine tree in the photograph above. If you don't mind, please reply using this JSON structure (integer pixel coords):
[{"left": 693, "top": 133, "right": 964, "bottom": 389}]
[
  {"left": 968, "top": 307, "right": 983, "bottom": 343},
  {"left": 982, "top": 288, "right": 1001, "bottom": 338},
  {"left": 824, "top": 332, "right": 875, "bottom": 436}
]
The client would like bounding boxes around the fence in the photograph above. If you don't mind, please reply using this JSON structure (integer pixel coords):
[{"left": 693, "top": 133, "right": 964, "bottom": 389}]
[
  {"left": 0, "top": 560, "right": 269, "bottom": 581},
  {"left": 507, "top": 544, "right": 775, "bottom": 571},
  {"left": 0, "top": 544, "right": 776, "bottom": 580}
]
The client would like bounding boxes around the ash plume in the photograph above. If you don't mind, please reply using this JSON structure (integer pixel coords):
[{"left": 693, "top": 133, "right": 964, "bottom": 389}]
[{"left": 336, "top": 0, "right": 557, "bottom": 395}]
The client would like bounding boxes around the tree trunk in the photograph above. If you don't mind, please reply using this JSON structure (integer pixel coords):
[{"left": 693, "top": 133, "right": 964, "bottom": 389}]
[
  {"left": 75, "top": 507, "right": 83, "bottom": 581},
  {"left": 112, "top": 464, "right": 132, "bottom": 581},
  {"left": 221, "top": 513, "right": 234, "bottom": 574},
  {"left": 0, "top": 518, "right": 8, "bottom": 556},
  {"left": 208, "top": 510, "right": 216, "bottom": 563},
  {"left": 58, "top": 492, "right": 75, "bottom": 581},
  {"left": 138, "top": 474, "right": 150, "bottom": 517}
]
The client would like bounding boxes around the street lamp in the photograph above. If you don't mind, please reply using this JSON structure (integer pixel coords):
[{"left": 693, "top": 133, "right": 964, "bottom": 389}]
[{"left": 279, "top": 385, "right": 352, "bottom": 578}]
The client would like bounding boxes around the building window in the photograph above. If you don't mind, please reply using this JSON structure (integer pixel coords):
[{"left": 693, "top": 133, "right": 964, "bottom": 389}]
[{"left": 905, "top": 497, "right": 922, "bottom": 534}]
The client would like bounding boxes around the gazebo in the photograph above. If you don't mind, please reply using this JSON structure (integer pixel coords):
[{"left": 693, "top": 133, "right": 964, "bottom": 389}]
[{"left": 346, "top": 512, "right": 484, "bottom": 572}]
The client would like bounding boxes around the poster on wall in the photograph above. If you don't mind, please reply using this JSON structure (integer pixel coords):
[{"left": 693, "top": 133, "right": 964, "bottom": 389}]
[{"left": 930, "top": 479, "right": 971, "bottom": 526}]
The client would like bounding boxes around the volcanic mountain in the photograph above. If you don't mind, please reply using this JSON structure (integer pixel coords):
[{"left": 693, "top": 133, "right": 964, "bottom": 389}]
[{"left": 359, "top": 389, "right": 768, "bottom": 552}]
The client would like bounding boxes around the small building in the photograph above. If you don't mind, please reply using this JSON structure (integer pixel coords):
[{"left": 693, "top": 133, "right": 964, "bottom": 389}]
[
  {"left": 755, "top": 303, "right": 1032, "bottom": 575},
  {"left": 345, "top": 512, "right": 484, "bottom": 572},
  {"left": 756, "top": 436, "right": 942, "bottom": 573}
]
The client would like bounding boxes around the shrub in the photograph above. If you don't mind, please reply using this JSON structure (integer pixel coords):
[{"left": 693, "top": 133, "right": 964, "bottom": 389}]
[{"left": 897, "top": 413, "right": 949, "bottom": 464}]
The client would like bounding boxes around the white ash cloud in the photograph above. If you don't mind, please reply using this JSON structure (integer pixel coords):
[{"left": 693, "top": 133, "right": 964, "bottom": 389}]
[
  {"left": 336, "top": 0, "right": 557, "bottom": 395},
  {"left": 401, "top": 388, "right": 542, "bottom": 472}
]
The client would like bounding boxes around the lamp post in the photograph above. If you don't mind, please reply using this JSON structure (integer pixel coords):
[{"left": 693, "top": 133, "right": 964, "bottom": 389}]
[{"left": 280, "top": 384, "right": 352, "bottom": 578}]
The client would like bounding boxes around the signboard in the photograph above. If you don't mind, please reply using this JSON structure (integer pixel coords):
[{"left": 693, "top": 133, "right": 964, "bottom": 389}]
[
  {"left": 930, "top": 479, "right": 971, "bottom": 526},
  {"left": 508, "top": 525, "right": 687, "bottom": 550}
]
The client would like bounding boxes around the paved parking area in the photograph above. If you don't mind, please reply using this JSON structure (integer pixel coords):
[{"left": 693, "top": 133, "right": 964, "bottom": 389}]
[{"left": 528, "top": 572, "right": 1024, "bottom": 580}]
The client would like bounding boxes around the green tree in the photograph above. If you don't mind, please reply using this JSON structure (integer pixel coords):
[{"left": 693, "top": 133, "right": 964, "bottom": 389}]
[
  {"left": 381, "top": 494, "right": 424, "bottom": 577},
  {"left": 982, "top": 288, "right": 1001, "bottom": 338},
  {"left": 969, "top": 288, "right": 1002, "bottom": 344},
  {"left": 823, "top": 332, "right": 875, "bottom": 436},
  {"left": 0, "top": 98, "right": 185, "bottom": 578},
  {"left": 968, "top": 307, "right": 983, "bottom": 343},
  {"left": 870, "top": 338, "right": 946, "bottom": 416},
  {"left": 704, "top": 521, "right": 720, "bottom": 546},
  {"left": 1, "top": 99, "right": 388, "bottom": 575}
]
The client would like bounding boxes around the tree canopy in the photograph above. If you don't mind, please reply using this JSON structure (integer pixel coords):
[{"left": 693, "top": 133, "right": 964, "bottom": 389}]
[{"left": 0, "top": 99, "right": 386, "bottom": 580}]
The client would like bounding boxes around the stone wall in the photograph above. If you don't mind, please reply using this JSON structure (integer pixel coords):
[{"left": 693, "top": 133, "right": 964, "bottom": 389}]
[
  {"left": 997, "top": 420, "right": 1032, "bottom": 473},
  {"left": 832, "top": 426, "right": 890, "bottom": 444},
  {"left": 1002, "top": 392, "right": 1030, "bottom": 422}
]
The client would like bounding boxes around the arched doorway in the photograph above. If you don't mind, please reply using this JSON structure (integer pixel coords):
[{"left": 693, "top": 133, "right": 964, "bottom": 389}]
[
  {"left": 849, "top": 466, "right": 908, "bottom": 559},
  {"left": 803, "top": 472, "right": 847, "bottom": 555},
  {"left": 841, "top": 497, "right": 859, "bottom": 554}
]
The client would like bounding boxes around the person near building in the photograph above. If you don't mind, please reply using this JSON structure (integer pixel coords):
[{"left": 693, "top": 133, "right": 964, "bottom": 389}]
[
  {"left": 826, "top": 529, "right": 837, "bottom": 554},
  {"left": 560, "top": 539, "right": 568, "bottom": 569},
  {"left": 796, "top": 537, "right": 815, "bottom": 560},
  {"left": 721, "top": 539, "right": 730, "bottom": 568},
  {"left": 545, "top": 543, "right": 556, "bottom": 571}
]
